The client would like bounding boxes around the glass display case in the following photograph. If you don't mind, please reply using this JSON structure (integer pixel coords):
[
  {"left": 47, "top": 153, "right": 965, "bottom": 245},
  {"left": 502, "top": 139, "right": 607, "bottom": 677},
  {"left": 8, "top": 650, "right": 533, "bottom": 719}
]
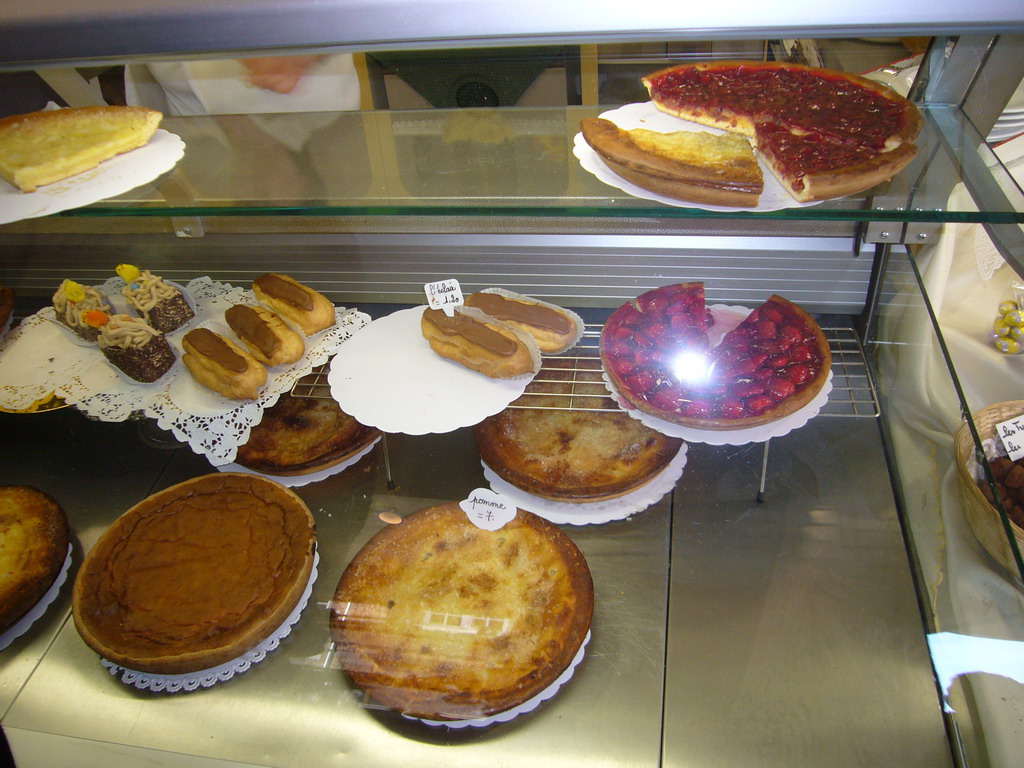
[{"left": 0, "top": 3, "right": 1022, "bottom": 767}]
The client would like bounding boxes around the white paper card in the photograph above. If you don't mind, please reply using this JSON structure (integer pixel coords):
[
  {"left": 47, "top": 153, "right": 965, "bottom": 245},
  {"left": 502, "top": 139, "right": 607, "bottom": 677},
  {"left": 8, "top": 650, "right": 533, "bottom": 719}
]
[
  {"left": 424, "top": 279, "right": 463, "bottom": 316},
  {"left": 995, "top": 414, "right": 1024, "bottom": 461},
  {"left": 460, "top": 488, "right": 517, "bottom": 530}
]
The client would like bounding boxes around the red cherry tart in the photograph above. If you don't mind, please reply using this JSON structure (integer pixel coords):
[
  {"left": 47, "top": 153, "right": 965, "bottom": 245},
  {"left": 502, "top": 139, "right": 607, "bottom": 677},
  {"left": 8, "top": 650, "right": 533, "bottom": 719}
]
[{"left": 601, "top": 283, "right": 832, "bottom": 430}]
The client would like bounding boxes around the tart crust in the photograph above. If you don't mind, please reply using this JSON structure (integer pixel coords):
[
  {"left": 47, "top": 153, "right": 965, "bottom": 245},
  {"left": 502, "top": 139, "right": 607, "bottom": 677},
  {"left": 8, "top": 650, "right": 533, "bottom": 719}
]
[
  {"left": 630, "top": 60, "right": 923, "bottom": 203},
  {"left": 72, "top": 473, "right": 316, "bottom": 675},
  {"left": 602, "top": 288, "right": 832, "bottom": 431},
  {"left": 580, "top": 116, "right": 763, "bottom": 207},
  {"left": 0, "top": 486, "right": 69, "bottom": 634},
  {"left": 235, "top": 393, "right": 380, "bottom": 476},
  {"left": 475, "top": 359, "right": 683, "bottom": 500},
  {"left": 330, "top": 502, "right": 593, "bottom": 720}
]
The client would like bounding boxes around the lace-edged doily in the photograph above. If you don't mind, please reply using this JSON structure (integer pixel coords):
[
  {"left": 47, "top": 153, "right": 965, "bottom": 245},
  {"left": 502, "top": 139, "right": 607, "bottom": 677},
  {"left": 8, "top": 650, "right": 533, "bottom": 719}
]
[
  {"left": 102, "top": 550, "right": 319, "bottom": 693},
  {"left": 0, "top": 277, "right": 369, "bottom": 464}
]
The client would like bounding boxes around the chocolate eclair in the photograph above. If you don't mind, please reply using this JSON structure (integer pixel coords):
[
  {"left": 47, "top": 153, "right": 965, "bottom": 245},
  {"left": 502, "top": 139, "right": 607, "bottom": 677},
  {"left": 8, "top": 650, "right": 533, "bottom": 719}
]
[
  {"left": 225, "top": 304, "right": 304, "bottom": 367},
  {"left": 252, "top": 274, "right": 335, "bottom": 336},
  {"left": 182, "top": 327, "right": 267, "bottom": 400},
  {"left": 463, "top": 289, "right": 583, "bottom": 354},
  {"left": 421, "top": 305, "right": 540, "bottom": 379}
]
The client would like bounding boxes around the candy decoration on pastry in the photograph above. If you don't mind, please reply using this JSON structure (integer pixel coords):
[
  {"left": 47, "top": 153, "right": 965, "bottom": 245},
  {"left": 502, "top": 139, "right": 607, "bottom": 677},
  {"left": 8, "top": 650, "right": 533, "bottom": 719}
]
[
  {"left": 182, "top": 328, "right": 267, "bottom": 400},
  {"left": 421, "top": 305, "right": 541, "bottom": 379},
  {"left": 463, "top": 288, "right": 584, "bottom": 354},
  {"left": 252, "top": 274, "right": 335, "bottom": 336},
  {"left": 52, "top": 279, "right": 111, "bottom": 342},
  {"left": 224, "top": 304, "right": 305, "bottom": 367},
  {"left": 85, "top": 311, "right": 176, "bottom": 383},
  {"left": 116, "top": 264, "right": 195, "bottom": 334}
]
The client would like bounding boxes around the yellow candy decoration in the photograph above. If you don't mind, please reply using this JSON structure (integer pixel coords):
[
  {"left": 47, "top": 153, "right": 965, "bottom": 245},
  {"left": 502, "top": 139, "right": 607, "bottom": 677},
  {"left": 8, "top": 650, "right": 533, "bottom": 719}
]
[
  {"left": 999, "top": 300, "right": 1020, "bottom": 315},
  {"left": 1012, "top": 326, "right": 1024, "bottom": 341},
  {"left": 1004, "top": 310, "right": 1024, "bottom": 327},
  {"left": 995, "top": 318, "right": 1012, "bottom": 336},
  {"left": 994, "top": 337, "right": 1021, "bottom": 354},
  {"left": 64, "top": 280, "right": 86, "bottom": 304},
  {"left": 116, "top": 263, "right": 141, "bottom": 285}
]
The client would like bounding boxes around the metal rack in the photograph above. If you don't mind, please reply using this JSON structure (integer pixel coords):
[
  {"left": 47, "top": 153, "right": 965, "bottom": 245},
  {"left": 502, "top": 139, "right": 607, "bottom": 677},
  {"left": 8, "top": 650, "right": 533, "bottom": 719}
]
[{"left": 290, "top": 322, "right": 880, "bottom": 418}]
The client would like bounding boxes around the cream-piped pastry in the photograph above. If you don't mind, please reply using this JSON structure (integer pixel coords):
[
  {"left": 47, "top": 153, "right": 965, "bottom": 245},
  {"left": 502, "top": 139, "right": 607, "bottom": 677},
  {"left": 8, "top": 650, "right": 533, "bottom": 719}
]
[
  {"left": 117, "top": 264, "right": 194, "bottom": 334},
  {"left": 52, "top": 279, "right": 111, "bottom": 342},
  {"left": 86, "top": 311, "right": 176, "bottom": 383}
]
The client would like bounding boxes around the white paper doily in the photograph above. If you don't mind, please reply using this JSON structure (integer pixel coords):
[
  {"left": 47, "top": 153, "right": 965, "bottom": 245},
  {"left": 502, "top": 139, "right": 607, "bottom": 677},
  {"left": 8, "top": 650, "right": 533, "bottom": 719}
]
[
  {"left": 328, "top": 306, "right": 534, "bottom": 434},
  {"left": 602, "top": 304, "right": 833, "bottom": 445},
  {"left": 408, "top": 630, "right": 591, "bottom": 728},
  {"left": 0, "top": 544, "right": 72, "bottom": 652},
  {"left": 573, "top": 102, "right": 822, "bottom": 213},
  {"left": 0, "top": 128, "right": 186, "bottom": 225},
  {"left": 482, "top": 443, "right": 687, "bottom": 525},
  {"left": 216, "top": 435, "right": 381, "bottom": 487},
  {"left": 0, "top": 276, "right": 369, "bottom": 464},
  {"left": 101, "top": 549, "right": 319, "bottom": 693}
]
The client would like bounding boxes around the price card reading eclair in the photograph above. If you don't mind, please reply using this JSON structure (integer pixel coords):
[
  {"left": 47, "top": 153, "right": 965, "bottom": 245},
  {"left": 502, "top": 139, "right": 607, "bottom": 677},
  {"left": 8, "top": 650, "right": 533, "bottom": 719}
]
[
  {"left": 460, "top": 488, "right": 517, "bottom": 531},
  {"left": 425, "top": 279, "right": 463, "bottom": 316}
]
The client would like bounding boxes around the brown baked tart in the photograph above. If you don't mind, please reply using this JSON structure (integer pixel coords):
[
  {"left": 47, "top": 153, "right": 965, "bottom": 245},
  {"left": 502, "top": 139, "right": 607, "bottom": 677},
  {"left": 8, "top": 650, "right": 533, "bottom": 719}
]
[
  {"left": 475, "top": 358, "right": 683, "bottom": 500},
  {"left": 0, "top": 486, "right": 70, "bottom": 634},
  {"left": 235, "top": 393, "right": 380, "bottom": 476},
  {"left": 330, "top": 502, "right": 593, "bottom": 721},
  {"left": 601, "top": 283, "right": 831, "bottom": 430},
  {"left": 73, "top": 473, "right": 316, "bottom": 675}
]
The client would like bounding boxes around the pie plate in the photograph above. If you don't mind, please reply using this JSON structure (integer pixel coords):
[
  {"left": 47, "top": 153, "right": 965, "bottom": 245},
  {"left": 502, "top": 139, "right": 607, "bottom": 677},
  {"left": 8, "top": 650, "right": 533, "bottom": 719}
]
[
  {"left": 602, "top": 304, "right": 833, "bottom": 445},
  {"left": 101, "top": 550, "right": 318, "bottom": 693},
  {"left": 0, "top": 544, "right": 72, "bottom": 652},
  {"left": 215, "top": 435, "right": 381, "bottom": 488},
  {"left": 573, "top": 101, "right": 823, "bottom": 213},
  {"left": 328, "top": 306, "right": 535, "bottom": 435},
  {"left": 481, "top": 444, "right": 687, "bottom": 526},
  {"left": 406, "top": 630, "right": 590, "bottom": 728},
  {"left": 0, "top": 128, "right": 185, "bottom": 225}
]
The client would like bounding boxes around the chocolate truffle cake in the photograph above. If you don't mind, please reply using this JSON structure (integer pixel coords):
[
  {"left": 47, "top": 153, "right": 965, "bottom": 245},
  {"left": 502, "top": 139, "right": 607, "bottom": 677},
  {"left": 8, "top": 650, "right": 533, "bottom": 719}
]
[
  {"left": 91, "top": 312, "right": 176, "bottom": 383},
  {"left": 117, "top": 264, "right": 194, "bottom": 334}
]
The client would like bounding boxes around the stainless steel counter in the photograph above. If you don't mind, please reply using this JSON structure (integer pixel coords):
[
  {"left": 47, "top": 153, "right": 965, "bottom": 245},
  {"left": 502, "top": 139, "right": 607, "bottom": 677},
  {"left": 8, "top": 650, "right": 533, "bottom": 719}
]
[{"left": 0, "top": 395, "right": 952, "bottom": 766}]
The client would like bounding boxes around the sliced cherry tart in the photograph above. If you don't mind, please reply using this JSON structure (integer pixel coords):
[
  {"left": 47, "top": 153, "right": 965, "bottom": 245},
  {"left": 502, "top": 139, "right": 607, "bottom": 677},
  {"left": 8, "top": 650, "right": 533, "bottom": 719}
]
[{"left": 601, "top": 284, "right": 831, "bottom": 431}]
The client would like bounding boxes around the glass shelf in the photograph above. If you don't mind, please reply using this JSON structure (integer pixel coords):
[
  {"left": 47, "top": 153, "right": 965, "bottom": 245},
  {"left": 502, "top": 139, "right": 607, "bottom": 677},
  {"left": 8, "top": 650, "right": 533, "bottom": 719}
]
[{"left": 23, "top": 104, "right": 1021, "bottom": 227}]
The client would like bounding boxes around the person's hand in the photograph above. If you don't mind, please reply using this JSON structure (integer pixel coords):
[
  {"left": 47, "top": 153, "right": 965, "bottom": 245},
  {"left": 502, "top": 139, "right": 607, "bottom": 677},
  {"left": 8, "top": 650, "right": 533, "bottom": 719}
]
[{"left": 240, "top": 55, "right": 325, "bottom": 94}]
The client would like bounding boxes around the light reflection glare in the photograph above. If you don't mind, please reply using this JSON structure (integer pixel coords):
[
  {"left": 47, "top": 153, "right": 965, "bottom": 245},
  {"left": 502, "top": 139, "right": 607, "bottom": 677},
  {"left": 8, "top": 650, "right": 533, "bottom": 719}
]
[{"left": 671, "top": 351, "right": 711, "bottom": 385}]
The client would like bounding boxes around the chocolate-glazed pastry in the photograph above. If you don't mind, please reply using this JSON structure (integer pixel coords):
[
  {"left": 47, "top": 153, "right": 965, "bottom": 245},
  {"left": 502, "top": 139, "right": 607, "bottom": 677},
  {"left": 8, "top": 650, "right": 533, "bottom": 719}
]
[
  {"left": 463, "top": 289, "right": 583, "bottom": 353},
  {"left": 420, "top": 305, "right": 540, "bottom": 379},
  {"left": 182, "top": 327, "right": 266, "bottom": 400},
  {"left": 252, "top": 273, "right": 334, "bottom": 336},
  {"left": 225, "top": 304, "right": 304, "bottom": 367}
]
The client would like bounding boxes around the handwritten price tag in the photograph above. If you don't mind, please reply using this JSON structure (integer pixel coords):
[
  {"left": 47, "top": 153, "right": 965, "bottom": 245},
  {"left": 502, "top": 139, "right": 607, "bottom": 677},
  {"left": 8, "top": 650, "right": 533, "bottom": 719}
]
[
  {"left": 996, "top": 414, "right": 1024, "bottom": 462},
  {"left": 460, "top": 488, "right": 517, "bottom": 531},
  {"left": 425, "top": 279, "right": 464, "bottom": 317}
]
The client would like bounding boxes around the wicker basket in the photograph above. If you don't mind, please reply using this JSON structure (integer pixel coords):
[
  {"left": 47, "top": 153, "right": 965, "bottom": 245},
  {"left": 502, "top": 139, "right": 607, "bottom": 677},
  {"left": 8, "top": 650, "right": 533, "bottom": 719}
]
[{"left": 953, "top": 400, "right": 1024, "bottom": 577}]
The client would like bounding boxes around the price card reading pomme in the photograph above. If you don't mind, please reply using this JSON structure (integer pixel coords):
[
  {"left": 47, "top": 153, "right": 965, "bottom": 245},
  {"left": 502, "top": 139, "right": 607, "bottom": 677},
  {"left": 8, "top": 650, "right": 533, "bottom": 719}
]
[
  {"left": 460, "top": 488, "right": 517, "bottom": 531},
  {"left": 425, "top": 279, "right": 463, "bottom": 317},
  {"left": 996, "top": 414, "right": 1024, "bottom": 462}
]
